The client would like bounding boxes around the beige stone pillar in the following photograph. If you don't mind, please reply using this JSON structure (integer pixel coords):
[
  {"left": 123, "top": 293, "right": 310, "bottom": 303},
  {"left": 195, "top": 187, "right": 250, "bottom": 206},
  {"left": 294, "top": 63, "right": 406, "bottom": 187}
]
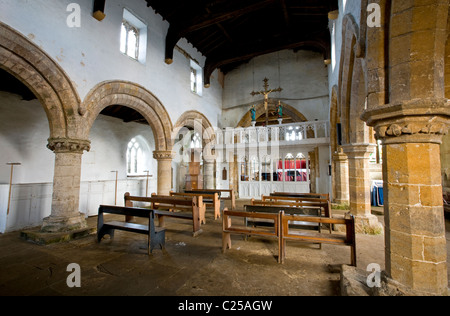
[
  {"left": 332, "top": 148, "right": 349, "bottom": 205},
  {"left": 204, "top": 161, "right": 215, "bottom": 190},
  {"left": 363, "top": 100, "right": 450, "bottom": 295},
  {"left": 153, "top": 151, "right": 175, "bottom": 195},
  {"left": 342, "top": 143, "right": 382, "bottom": 234},
  {"left": 41, "top": 138, "right": 91, "bottom": 233}
]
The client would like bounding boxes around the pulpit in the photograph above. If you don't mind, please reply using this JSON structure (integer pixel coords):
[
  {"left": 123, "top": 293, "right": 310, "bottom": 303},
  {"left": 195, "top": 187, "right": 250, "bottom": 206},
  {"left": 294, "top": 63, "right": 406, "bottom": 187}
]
[{"left": 185, "top": 149, "right": 203, "bottom": 190}]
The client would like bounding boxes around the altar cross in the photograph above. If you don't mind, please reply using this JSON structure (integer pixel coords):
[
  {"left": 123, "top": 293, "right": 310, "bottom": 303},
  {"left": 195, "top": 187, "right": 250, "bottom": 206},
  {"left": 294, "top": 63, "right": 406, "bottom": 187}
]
[{"left": 250, "top": 78, "right": 283, "bottom": 126}]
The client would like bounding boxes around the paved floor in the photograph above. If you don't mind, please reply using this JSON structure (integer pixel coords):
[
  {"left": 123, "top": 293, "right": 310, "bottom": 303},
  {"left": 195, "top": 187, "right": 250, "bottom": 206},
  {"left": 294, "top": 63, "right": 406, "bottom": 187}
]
[{"left": 0, "top": 202, "right": 448, "bottom": 296}]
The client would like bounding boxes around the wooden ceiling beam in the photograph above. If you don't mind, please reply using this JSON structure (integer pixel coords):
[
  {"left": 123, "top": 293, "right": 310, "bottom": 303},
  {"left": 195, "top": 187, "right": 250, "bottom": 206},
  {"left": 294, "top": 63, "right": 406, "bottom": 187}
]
[
  {"left": 203, "top": 35, "right": 329, "bottom": 86},
  {"left": 164, "top": 0, "right": 278, "bottom": 63}
]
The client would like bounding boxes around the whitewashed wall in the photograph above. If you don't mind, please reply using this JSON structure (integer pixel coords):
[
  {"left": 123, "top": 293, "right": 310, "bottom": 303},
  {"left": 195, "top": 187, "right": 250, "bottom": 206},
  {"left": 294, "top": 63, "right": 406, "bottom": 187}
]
[
  {"left": 0, "top": 91, "right": 158, "bottom": 232},
  {"left": 221, "top": 49, "right": 329, "bottom": 128},
  {"left": 0, "top": 0, "right": 223, "bottom": 128}
]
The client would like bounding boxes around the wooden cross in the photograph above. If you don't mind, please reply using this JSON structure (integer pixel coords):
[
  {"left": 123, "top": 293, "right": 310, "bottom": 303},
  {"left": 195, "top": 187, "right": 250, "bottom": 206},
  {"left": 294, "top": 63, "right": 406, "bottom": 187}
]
[{"left": 250, "top": 78, "right": 283, "bottom": 126}]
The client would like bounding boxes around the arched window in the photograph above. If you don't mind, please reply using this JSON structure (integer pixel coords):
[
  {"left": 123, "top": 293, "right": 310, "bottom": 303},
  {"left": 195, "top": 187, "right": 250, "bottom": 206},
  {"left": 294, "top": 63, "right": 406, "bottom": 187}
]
[
  {"left": 190, "top": 132, "right": 202, "bottom": 149},
  {"left": 127, "top": 138, "right": 144, "bottom": 175},
  {"left": 120, "top": 21, "right": 139, "bottom": 59}
]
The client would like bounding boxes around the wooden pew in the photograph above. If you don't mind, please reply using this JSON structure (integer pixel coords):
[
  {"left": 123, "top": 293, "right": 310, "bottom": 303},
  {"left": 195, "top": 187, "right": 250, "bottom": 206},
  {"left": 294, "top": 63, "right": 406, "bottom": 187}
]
[
  {"left": 252, "top": 198, "right": 332, "bottom": 233},
  {"left": 172, "top": 191, "right": 221, "bottom": 220},
  {"left": 222, "top": 208, "right": 282, "bottom": 263},
  {"left": 186, "top": 188, "right": 236, "bottom": 210},
  {"left": 272, "top": 192, "right": 330, "bottom": 200},
  {"left": 97, "top": 205, "right": 165, "bottom": 254},
  {"left": 244, "top": 204, "right": 321, "bottom": 232},
  {"left": 259, "top": 195, "right": 332, "bottom": 218},
  {"left": 279, "top": 211, "right": 356, "bottom": 266},
  {"left": 124, "top": 193, "right": 204, "bottom": 237},
  {"left": 221, "top": 208, "right": 357, "bottom": 266}
]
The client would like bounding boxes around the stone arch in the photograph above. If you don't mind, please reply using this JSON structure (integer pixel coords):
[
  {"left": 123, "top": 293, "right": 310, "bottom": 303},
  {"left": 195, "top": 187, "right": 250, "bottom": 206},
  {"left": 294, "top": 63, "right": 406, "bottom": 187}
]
[
  {"left": 236, "top": 100, "right": 308, "bottom": 128},
  {"left": 329, "top": 86, "right": 339, "bottom": 154},
  {"left": 82, "top": 81, "right": 173, "bottom": 152},
  {"left": 173, "top": 110, "right": 216, "bottom": 145},
  {"left": 348, "top": 57, "right": 369, "bottom": 144},
  {"left": 338, "top": 14, "right": 367, "bottom": 145},
  {"left": 0, "top": 22, "right": 81, "bottom": 140}
]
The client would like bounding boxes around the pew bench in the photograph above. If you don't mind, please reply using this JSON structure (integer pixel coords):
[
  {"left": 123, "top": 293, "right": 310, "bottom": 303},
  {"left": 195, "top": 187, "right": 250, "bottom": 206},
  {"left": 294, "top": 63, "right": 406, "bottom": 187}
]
[
  {"left": 173, "top": 191, "right": 221, "bottom": 220},
  {"left": 251, "top": 198, "right": 332, "bottom": 233},
  {"left": 186, "top": 188, "right": 236, "bottom": 210},
  {"left": 97, "top": 205, "right": 165, "bottom": 254},
  {"left": 280, "top": 211, "right": 356, "bottom": 266},
  {"left": 222, "top": 208, "right": 282, "bottom": 263},
  {"left": 271, "top": 192, "right": 330, "bottom": 200},
  {"left": 124, "top": 193, "right": 204, "bottom": 237},
  {"left": 221, "top": 208, "right": 357, "bottom": 266},
  {"left": 243, "top": 204, "right": 321, "bottom": 232}
]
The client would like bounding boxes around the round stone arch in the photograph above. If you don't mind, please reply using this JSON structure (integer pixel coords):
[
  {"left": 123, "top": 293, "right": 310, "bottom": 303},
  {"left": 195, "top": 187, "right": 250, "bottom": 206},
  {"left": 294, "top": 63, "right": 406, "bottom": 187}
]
[
  {"left": 0, "top": 22, "right": 81, "bottom": 140},
  {"left": 82, "top": 81, "right": 173, "bottom": 152},
  {"left": 173, "top": 110, "right": 216, "bottom": 146}
]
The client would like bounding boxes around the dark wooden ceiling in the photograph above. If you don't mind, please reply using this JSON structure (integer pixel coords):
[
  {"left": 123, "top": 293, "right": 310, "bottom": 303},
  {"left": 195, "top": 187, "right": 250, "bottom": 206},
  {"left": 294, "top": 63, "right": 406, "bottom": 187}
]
[{"left": 145, "top": 0, "right": 338, "bottom": 86}]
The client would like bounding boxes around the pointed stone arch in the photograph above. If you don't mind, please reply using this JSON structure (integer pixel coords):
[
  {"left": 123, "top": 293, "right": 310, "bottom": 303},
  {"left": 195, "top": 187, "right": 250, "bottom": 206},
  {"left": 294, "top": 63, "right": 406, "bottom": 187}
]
[
  {"left": 338, "top": 14, "right": 368, "bottom": 145},
  {"left": 82, "top": 81, "right": 173, "bottom": 152}
]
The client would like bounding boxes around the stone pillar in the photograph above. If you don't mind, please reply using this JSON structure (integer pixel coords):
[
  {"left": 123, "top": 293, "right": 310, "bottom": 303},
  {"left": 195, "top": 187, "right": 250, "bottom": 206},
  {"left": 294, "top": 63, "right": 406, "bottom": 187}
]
[
  {"left": 41, "top": 138, "right": 91, "bottom": 233},
  {"left": 153, "top": 151, "right": 175, "bottom": 195},
  {"left": 332, "top": 148, "right": 349, "bottom": 205},
  {"left": 342, "top": 143, "right": 382, "bottom": 234},
  {"left": 204, "top": 161, "right": 215, "bottom": 189},
  {"left": 363, "top": 100, "right": 450, "bottom": 295}
]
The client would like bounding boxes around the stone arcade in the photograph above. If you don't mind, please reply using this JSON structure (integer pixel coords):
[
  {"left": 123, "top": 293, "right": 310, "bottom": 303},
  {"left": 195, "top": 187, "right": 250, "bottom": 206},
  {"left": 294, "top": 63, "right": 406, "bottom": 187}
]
[{"left": 0, "top": 0, "right": 449, "bottom": 296}]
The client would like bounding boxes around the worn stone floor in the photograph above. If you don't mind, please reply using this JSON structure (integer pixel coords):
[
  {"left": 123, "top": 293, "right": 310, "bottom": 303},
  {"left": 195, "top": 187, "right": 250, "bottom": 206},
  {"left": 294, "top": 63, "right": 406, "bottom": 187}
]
[{"left": 0, "top": 201, "right": 448, "bottom": 296}]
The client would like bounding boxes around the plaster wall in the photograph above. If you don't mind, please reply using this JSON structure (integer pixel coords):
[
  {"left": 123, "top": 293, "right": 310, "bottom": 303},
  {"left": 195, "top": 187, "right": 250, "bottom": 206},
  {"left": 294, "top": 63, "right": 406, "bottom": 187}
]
[
  {"left": 221, "top": 49, "right": 329, "bottom": 128},
  {"left": 0, "top": 0, "right": 223, "bottom": 128},
  {"left": 0, "top": 91, "right": 157, "bottom": 231}
]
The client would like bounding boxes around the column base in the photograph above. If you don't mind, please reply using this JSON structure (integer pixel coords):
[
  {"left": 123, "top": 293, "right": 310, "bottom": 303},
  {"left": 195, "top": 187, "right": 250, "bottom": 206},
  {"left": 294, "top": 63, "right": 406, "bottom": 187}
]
[
  {"left": 354, "top": 214, "right": 383, "bottom": 235},
  {"left": 340, "top": 265, "right": 450, "bottom": 296},
  {"left": 40, "top": 213, "right": 87, "bottom": 233}
]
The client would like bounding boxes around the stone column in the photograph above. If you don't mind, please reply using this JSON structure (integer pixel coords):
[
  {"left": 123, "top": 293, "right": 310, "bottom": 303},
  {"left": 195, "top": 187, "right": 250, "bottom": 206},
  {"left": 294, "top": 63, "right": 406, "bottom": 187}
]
[
  {"left": 204, "top": 161, "right": 215, "bottom": 189},
  {"left": 41, "top": 138, "right": 91, "bottom": 233},
  {"left": 363, "top": 100, "right": 450, "bottom": 295},
  {"left": 332, "top": 147, "right": 349, "bottom": 205},
  {"left": 153, "top": 151, "right": 175, "bottom": 195},
  {"left": 342, "top": 143, "right": 382, "bottom": 234}
]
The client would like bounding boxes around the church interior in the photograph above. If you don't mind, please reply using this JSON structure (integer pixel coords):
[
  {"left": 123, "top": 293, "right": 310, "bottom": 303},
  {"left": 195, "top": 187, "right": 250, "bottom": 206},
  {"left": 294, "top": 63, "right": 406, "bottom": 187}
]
[{"left": 0, "top": 0, "right": 449, "bottom": 297}]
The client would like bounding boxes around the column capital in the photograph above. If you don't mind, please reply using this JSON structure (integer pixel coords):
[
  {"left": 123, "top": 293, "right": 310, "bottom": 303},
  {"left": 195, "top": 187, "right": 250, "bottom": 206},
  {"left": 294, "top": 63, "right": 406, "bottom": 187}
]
[
  {"left": 361, "top": 98, "right": 450, "bottom": 145},
  {"left": 153, "top": 150, "right": 175, "bottom": 160},
  {"left": 47, "top": 138, "right": 91, "bottom": 154}
]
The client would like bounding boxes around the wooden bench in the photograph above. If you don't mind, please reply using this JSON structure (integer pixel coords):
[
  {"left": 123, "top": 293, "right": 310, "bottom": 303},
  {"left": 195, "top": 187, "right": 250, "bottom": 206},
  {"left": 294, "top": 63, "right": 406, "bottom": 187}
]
[
  {"left": 243, "top": 204, "right": 321, "bottom": 232},
  {"left": 97, "top": 205, "right": 165, "bottom": 254},
  {"left": 272, "top": 192, "right": 330, "bottom": 200},
  {"left": 173, "top": 191, "right": 221, "bottom": 220},
  {"left": 251, "top": 198, "right": 332, "bottom": 233},
  {"left": 259, "top": 196, "right": 332, "bottom": 218},
  {"left": 222, "top": 208, "right": 282, "bottom": 263},
  {"left": 186, "top": 188, "right": 236, "bottom": 210},
  {"left": 280, "top": 211, "right": 356, "bottom": 266},
  {"left": 221, "top": 208, "right": 357, "bottom": 266},
  {"left": 124, "top": 193, "right": 204, "bottom": 237}
]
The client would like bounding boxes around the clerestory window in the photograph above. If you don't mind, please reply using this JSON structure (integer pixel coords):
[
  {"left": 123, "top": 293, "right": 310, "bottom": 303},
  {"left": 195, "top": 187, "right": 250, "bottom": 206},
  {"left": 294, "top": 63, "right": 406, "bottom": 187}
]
[{"left": 120, "top": 21, "right": 139, "bottom": 60}]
